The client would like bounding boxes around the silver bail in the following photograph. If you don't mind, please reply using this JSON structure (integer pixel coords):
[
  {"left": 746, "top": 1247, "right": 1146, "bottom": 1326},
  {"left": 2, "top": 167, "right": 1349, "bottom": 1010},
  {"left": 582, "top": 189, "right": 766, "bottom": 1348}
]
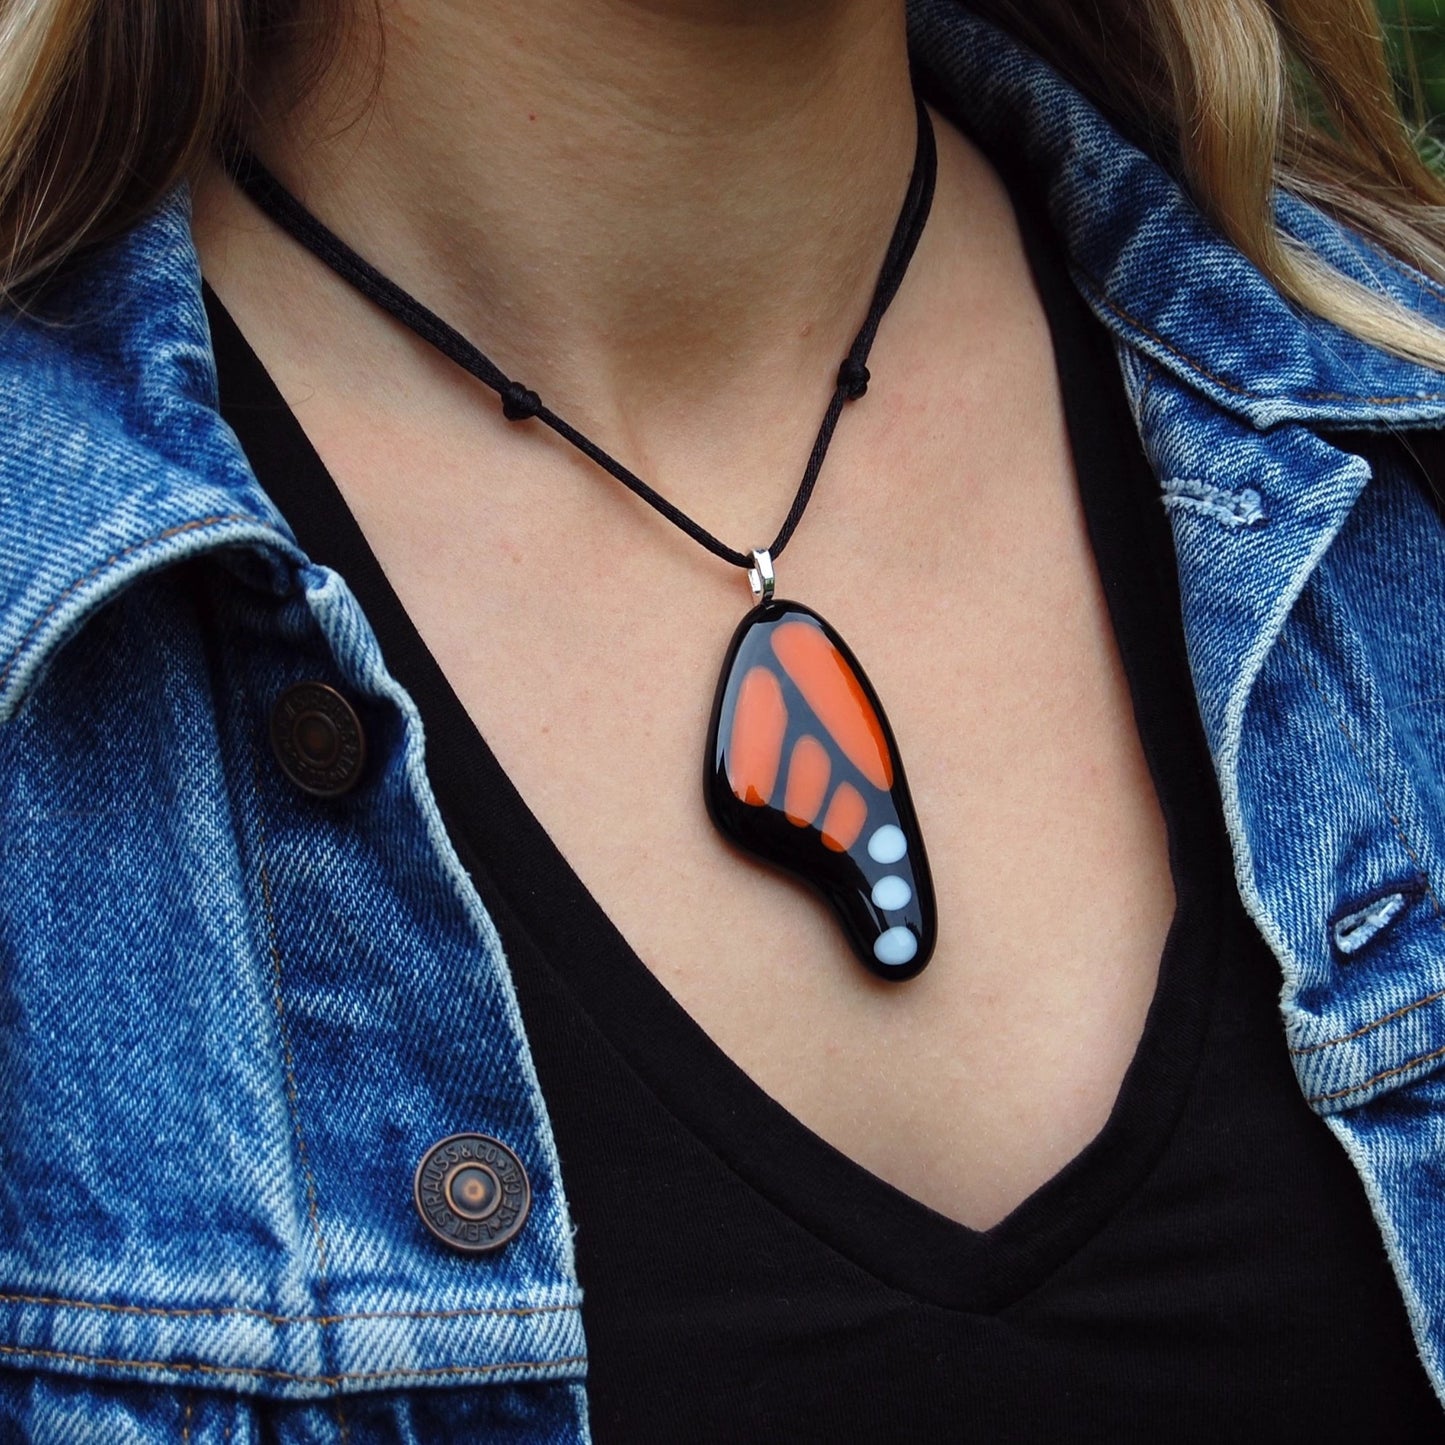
[{"left": 747, "top": 548, "right": 775, "bottom": 604}]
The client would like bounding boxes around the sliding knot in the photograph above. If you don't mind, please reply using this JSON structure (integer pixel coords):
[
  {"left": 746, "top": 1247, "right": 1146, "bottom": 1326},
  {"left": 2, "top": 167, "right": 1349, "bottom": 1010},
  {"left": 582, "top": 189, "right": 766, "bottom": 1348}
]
[
  {"left": 837, "top": 358, "right": 870, "bottom": 400},
  {"left": 501, "top": 382, "right": 542, "bottom": 421}
]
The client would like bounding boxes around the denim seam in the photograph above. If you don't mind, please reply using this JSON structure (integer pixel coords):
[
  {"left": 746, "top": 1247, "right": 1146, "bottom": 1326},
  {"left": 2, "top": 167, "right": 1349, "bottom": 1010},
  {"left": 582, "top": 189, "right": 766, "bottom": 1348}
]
[
  {"left": 1080, "top": 275, "right": 1445, "bottom": 406},
  {"left": 1289, "top": 989, "right": 1445, "bottom": 1057},
  {"left": 248, "top": 737, "right": 336, "bottom": 1361},
  {"left": 0, "top": 514, "right": 265, "bottom": 695},
  {"left": 1276, "top": 632, "right": 1445, "bottom": 1062},
  {"left": 0, "top": 1291, "right": 578, "bottom": 1325},
  {"left": 1306, "top": 1042, "right": 1445, "bottom": 1105},
  {"left": 0, "top": 1342, "right": 588, "bottom": 1387},
  {"left": 181, "top": 1395, "right": 194, "bottom": 1445}
]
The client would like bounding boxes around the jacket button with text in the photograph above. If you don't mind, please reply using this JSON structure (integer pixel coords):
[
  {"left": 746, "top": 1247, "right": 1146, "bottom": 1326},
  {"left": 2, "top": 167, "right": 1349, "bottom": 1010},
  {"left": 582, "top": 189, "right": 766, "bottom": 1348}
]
[
  {"left": 269, "top": 681, "right": 367, "bottom": 797},
  {"left": 414, "top": 1133, "right": 532, "bottom": 1253}
]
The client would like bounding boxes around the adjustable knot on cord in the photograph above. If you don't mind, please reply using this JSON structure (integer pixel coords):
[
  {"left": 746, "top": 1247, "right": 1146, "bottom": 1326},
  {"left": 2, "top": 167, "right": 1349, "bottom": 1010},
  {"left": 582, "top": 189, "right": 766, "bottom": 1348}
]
[
  {"left": 501, "top": 382, "right": 542, "bottom": 421},
  {"left": 837, "top": 358, "right": 870, "bottom": 400}
]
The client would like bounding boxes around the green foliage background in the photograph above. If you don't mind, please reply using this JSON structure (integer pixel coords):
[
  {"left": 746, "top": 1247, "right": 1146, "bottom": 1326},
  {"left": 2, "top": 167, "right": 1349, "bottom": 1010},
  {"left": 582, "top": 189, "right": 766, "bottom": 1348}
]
[{"left": 1386, "top": 0, "right": 1445, "bottom": 135}]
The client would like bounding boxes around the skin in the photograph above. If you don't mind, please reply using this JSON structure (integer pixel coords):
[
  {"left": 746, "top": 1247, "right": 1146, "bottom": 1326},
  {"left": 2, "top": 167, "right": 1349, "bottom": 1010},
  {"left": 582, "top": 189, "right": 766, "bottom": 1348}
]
[{"left": 193, "top": 0, "right": 1174, "bottom": 1230}]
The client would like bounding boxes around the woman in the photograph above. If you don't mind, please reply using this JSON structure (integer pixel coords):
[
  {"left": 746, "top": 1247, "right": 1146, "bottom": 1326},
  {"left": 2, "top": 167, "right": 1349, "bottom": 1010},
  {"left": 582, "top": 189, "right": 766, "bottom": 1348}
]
[{"left": 4, "top": 0, "right": 1445, "bottom": 1438}]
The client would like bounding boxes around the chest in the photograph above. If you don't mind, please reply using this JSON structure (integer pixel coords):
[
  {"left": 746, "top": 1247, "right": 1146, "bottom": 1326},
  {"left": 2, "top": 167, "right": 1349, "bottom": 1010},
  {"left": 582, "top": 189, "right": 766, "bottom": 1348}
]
[{"left": 257, "top": 308, "right": 1177, "bottom": 1229}]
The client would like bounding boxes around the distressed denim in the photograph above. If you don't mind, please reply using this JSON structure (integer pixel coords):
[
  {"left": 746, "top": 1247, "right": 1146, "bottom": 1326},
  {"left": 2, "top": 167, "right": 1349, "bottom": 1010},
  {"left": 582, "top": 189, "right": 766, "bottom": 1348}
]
[{"left": 6, "top": 1, "right": 1445, "bottom": 1437}]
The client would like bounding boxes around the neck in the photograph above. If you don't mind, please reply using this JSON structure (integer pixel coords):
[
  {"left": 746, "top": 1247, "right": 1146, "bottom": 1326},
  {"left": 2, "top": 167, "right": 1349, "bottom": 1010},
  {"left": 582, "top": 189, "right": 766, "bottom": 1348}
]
[{"left": 246, "top": 0, "right": 918, "bottom": 419}]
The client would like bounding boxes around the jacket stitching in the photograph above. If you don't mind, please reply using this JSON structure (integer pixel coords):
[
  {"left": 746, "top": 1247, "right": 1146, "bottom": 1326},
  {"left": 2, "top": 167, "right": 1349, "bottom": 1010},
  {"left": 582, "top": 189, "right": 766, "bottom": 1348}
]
[
  {"left": 249, "top": 738, "right": 336, "bottom": 1353},
  {"left": 181, "top": 1396, "right": 193, "bottom": 1445},
  {"left": 1276, "top": 633, "right": 1445, "bottom": 1061},
  {"left": 1306, "top": 1042, "right": 1445, "bottom": 1104},
  {"left": 0, "top": 1342, "right": 587, "bottom": 1387},
  {"left": 0, "top": 515, "right": 265, "bottom": 696},
  {"left": 0, "top": 1290, "right": 578, "bottom": 1325},
  {"left": 1080, "top": 277, "right": 1445, "bottom": 406},
  {"left": 1288, "top": 989, "right": 1445, "bottom": 1056}
]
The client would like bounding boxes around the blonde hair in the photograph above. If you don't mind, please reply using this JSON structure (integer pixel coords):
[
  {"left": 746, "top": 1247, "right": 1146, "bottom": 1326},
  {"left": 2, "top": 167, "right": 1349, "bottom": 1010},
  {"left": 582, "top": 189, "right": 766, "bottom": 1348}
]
[
  {"left": 3, "top": 0, "right": 1445, "bottom": 367},
  {"left": 0, "top": 0, "right": 242, "bottom": 292},
  {"left": 975, "top": 0, "right": 1445, "bottom": 367}
]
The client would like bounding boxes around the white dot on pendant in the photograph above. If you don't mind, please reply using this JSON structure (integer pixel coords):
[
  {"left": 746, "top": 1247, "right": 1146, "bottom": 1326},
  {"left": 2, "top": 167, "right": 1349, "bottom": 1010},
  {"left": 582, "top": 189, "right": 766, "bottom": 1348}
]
[
  {"left": 867, "top": 824, "right": 907, "bottom": 865},
  {"left": 873, "top": 926, "right": 918, "bottom": 966},
  {"left": 871, "top": 875, "right": 912, "bottom": 911}
]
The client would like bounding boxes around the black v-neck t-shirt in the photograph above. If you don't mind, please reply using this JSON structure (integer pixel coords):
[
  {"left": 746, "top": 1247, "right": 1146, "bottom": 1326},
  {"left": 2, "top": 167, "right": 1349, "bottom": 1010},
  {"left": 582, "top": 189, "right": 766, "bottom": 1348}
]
[{"left": 206, "top": 167, "right": 1444, "bottom": 1439}]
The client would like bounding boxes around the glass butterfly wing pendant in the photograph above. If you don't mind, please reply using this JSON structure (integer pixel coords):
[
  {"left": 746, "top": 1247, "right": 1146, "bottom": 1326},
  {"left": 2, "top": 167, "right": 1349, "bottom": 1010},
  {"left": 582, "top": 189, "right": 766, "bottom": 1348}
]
[{"left": 704, "top": 560, "right": 936, "bottom": 980}]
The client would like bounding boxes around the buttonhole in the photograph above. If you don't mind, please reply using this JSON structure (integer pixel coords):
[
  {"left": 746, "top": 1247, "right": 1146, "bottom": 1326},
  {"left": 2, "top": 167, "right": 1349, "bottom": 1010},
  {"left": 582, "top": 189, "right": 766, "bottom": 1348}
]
[
  {"left": 1161, "top": 477, "right": 1266, "bottom": 528},
  {"left": 1330, "top": 881, "right": 1426, "bottom": 961}
]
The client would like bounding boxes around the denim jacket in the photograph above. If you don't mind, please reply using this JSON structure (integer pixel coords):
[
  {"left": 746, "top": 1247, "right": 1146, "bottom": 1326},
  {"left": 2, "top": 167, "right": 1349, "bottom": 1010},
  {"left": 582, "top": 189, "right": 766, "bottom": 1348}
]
[{"left": 6, "top": 2, "right": 1445, "bottom": 1438}]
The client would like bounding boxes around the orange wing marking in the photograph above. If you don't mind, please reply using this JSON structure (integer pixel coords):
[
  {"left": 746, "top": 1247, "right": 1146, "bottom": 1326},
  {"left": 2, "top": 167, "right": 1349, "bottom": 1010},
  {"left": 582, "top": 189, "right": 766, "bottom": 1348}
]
[
  {"left": 784, "top": 734, "right": 831, "bottom": 827},
  {"left": 820, "top": 782, "right": 868, "bottom": 852},
  {"left": 728, "top": 666, "right": 788, "bottom": 806},
  {"left": 770, "top": 623, "right": 894, "bottom": 791}
]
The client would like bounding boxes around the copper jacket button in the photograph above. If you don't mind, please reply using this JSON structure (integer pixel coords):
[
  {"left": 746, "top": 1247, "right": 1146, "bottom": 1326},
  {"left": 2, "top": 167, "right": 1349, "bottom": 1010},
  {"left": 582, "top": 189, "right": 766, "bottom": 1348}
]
[
  {"left": 269, "top": 682, "right": 366, "bottom": 797},
  {"left": 414, "top": 1133, "right": 532, "bottom": 1253}
]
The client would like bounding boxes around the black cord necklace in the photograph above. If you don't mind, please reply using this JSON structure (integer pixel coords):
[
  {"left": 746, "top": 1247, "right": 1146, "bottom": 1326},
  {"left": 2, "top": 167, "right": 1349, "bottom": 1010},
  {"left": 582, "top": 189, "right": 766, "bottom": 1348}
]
[{"left": 225, "top": 97, "right": 939, "bottom": 981}]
